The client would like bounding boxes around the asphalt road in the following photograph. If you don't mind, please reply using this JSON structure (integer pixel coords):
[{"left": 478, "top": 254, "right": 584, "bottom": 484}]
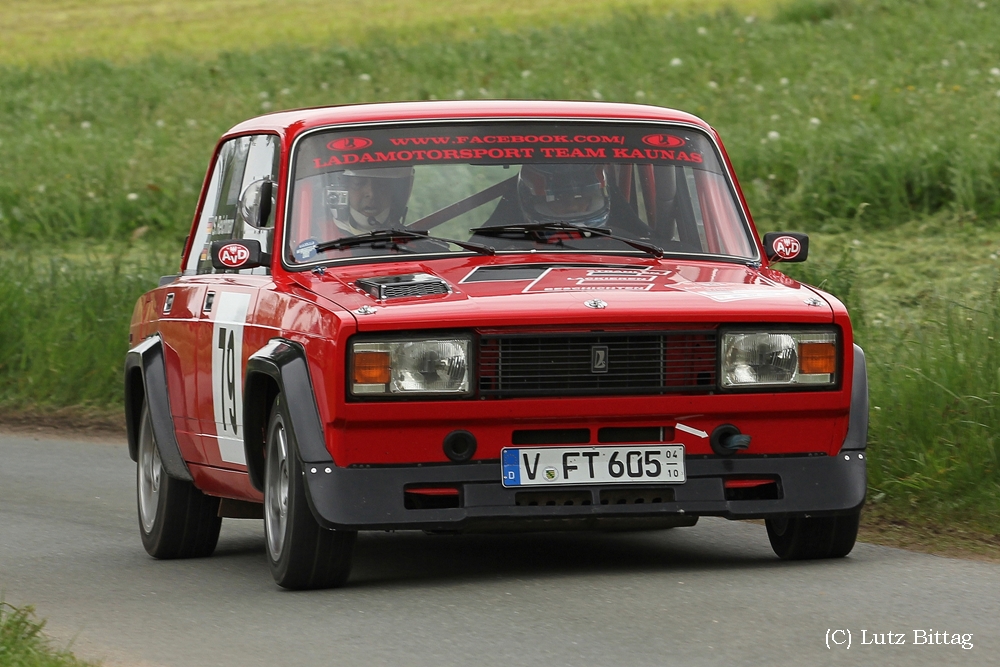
[{"left": 1, "top": 433, "right": 997, "bottom": 667}]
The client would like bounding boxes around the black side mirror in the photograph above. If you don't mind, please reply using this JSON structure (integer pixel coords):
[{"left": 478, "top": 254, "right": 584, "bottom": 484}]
[
  {"left": 210, "top": 239, "right": 270, "bottom": 271},
  {"left": 763, "top": 232, "right": 809, "bottom": 263}
]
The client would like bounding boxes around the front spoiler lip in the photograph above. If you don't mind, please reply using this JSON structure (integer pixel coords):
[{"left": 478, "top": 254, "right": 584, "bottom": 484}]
[{"left": 301, "top": 452, "right": 866, "bottom": 531}]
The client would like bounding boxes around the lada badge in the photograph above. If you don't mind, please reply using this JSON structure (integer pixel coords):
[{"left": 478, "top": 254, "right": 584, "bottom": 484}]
[{"left": 584, "top": 298, "right": 608, "bottom": 309}]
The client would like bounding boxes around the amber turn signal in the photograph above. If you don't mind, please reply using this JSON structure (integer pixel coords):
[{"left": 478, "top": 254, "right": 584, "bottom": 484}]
[
  {"left": 798, "top": 342, "right": 836, "bottom": 375},
  {"left": 353, "top": 351, "right": 391, "bottom": 384}
]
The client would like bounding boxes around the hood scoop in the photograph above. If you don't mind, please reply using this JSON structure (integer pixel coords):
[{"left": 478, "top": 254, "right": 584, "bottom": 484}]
[{"left": 356, "top": 273, "right": 451, "bottom": 300}]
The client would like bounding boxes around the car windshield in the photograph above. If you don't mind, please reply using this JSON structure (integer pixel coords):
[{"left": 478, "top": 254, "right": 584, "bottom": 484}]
[{"left": 285, "top": 123, "right": 756, "bottom": 265}]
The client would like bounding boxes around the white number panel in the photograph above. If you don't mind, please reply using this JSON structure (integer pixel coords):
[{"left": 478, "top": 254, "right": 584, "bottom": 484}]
[{"left": 211, "top": 292, "right": 252, "bottom": 465}]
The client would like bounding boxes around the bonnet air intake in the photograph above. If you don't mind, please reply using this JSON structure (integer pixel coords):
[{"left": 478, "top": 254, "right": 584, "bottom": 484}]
[{"left": 356, "top": 273, "right": 450, "bottom": 300}]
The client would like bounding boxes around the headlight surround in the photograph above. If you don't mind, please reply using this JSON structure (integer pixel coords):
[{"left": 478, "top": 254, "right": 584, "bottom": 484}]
[
  {"left": 721, "top": 330, "right": 838, "bottom": 389},
  {"left": 350, "top": 337, "right": 472, "bottom": 396}
]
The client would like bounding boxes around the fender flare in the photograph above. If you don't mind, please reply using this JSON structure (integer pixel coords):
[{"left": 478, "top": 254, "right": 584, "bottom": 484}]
[
  {"left": 840, "top": 344, "right": 869, "bottom": 451},
  {"left": 243, "top": 339, "right": 333, "bottom": 491},
  {"left": 123, "top": 335, "right": 193, "bottom": 481}
]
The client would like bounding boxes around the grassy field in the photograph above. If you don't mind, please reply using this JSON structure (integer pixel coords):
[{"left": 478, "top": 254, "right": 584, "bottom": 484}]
[
  {"left": 0, "top": 0, "right": 998, "bottom": 534},
  {"left": 1, "top": 0, "right": 782, "bottom": 66}
]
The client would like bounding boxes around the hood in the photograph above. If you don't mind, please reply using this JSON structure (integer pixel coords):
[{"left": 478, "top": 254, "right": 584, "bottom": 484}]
[{"left": 288, "top": 256, "right": 833, "bottom": 332}]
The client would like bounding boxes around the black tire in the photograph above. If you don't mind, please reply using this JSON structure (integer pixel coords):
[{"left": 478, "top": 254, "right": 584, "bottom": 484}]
[
  {"left": 765, "top": 510, "right": 861, "bottom": 560},
  {"left": 137, "top": 401, "right": 222, "bottom": 559},
  {"left": 264, "top": 394, "right": 356, "bottom": 590}
]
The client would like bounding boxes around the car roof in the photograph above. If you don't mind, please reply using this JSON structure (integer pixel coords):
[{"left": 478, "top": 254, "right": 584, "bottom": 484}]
[{"left": 223, "top": 100, "right": 713, "bottom": 141}]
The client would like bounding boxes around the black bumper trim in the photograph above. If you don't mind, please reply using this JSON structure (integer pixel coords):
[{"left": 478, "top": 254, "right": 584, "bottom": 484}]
[{"left": 302, "top": 452, "right": 866, "bottom": 531}]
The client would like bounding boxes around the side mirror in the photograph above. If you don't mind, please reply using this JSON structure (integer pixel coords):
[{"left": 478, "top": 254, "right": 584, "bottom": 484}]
[
  {"left": 211, "top": 239, "right": 270, "bottom": 271},
  {"left": 237, "top": 179, "right": 275, "bottom": 229},
  {"left": 763, "top": 232, "right": 809, "bottom": 263}
]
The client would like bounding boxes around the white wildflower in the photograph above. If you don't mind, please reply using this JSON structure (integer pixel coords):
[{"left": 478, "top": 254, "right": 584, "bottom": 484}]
[
  {"left": 454, "top": 89, "right": 465, "bottom": 99},
  {"left": 768, "top": 174, "right": 776, "bottom": 180},
  {"left": 697, "top": 27, "right": 708, "bottom": 35},
  {"left": 941, "top": 59, "right": 950, "bottom": 67},
  {"left": 36, "top": 184, "right": 46, "bottom": 193},
  {"left": 770, "top": 113, "right": 780, "bottom": 121},
  {"left": 634, "top": 90, "right": 646, "bottom": 99},
  {"left": 127, "top": 192, "right": 139, "bottom": 201},
  {"left": 767, "top": 131, "right": 780, "bottom": 141},
  {"left": 320, "top": 82, "right": 329, "bottom": 90},
  {"left": 755, "top": 84, "right": 764, "bottom": 92},
  {"left": 186, "top": 119, "right": 197, "bottom": 127},
  {"left": 708, "top": 81, "right": 718, "bottom": 89},
  {"left": 779, "top": 77, "right": 789, "bottom": 86},
  {"left": 478, "top": 87, "right": 489, "bottom": 97},
  {"left": 155, "top": 119, "right": 165, "bottom": 128},
  {"left": 591, "top": 89, "right": 603, "bottom": 100},
  {"left": 671, "top": 57, "right": 683, "bottom": 67},
  {"left": 358, "top": 73, "right": 371, "bottom": 82},
  {"left": 521, "top": 70, "right": 532, "bottom": 78},
  {"left": 281, "top": 88, "right": 291, "bottom": 96},
  {"left": 990, "top": 67, "right": 1000, "bottom": 77},
  {"left": 261, "top": 101, "right": 273, "bottom": 110},
  {"left": 80, "top": 121, "right": 91, "bottom": 130},
  {"left": 745, "top": 15, "right": 755, "bottom": 23},
  {"left": 809, "top": 117, "right": 821, "bottom": 126}
]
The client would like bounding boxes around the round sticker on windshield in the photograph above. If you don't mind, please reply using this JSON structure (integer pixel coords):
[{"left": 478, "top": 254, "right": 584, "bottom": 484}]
[
  {"left": 642, "top": 134, "right": 686, "bottom": 148},
  {"left": 327, "top": 137, "right": 373, "bottom": 151},
  {"left": 771, "top": 235, "right": 802, "bottom": 260},
  {"left": 294, "top": 239, "right": 318, "bottom": 261},
  {"left": 217, "top": 243, "right": 250, "bottom": 268}
]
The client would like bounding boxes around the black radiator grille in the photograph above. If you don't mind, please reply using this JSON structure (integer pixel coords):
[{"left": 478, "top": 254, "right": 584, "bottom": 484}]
[{"left": 478, "top": 331, "right": 717, "bottom": 398}]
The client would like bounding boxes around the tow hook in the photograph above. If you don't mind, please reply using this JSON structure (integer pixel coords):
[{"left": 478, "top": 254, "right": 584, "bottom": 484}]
[{"left": 710, "top": 424, "right": 752, "bottom": 456}]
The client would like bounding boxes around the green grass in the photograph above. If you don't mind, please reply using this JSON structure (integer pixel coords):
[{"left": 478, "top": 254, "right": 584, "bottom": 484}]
[
  {"left": 0, "top": 245, "right": 176, "bottom": 410},
  {"left": 0, "top": 602, "right": 97, "bottom": 667},
  {"left": 1, "top": 1, "right": 783, "bottom": 66}
]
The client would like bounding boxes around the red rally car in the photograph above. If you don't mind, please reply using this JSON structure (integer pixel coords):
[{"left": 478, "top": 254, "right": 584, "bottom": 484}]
[{"left": 124, "top": 100, "right": 868, "bottom": 589}]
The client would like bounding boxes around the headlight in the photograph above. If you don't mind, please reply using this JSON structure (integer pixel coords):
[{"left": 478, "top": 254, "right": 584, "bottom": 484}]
[
  {"left": 721, "top": 331, "right": 838, "bottom": 388},
  {"left": 351, "top": 337, "right": 471, "bottom": 396}
]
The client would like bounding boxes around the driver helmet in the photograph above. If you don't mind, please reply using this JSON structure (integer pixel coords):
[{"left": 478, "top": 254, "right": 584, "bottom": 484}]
[
  {"left": 325, "top": 166, "right": 414, "bottom": 232},
  {"left": 516, "top": 164, "right": 610, "bottom": 227}
]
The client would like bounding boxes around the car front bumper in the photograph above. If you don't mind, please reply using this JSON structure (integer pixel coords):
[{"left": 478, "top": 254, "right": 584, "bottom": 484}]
[{"left": 302, "top": 451, "right": 866, "bottom": 531}]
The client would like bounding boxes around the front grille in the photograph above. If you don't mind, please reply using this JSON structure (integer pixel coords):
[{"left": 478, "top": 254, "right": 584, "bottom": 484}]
[{"left": 478, "top": 331, "right": 717, "bottom": 398}]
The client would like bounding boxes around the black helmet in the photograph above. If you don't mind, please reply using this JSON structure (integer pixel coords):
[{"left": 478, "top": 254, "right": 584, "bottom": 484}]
[{"left": 517, "top": 164, "right": 610, "bottom": 227}]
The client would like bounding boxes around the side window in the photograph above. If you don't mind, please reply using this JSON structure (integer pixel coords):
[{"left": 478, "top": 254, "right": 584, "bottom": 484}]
[
  {"left": 236, "top": 135, "right": 279, "bottom": 275},
  {"left": 186, "top": 135, "right": 279, "bottom": 275}
]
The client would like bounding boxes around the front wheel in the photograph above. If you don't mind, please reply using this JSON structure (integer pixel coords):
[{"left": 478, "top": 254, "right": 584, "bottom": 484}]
[
  {"left": 264, "top": 394, "right": 356, "bottom": 590},
  {"left": 765, "top": 510, "right": 860, "bottom": 560},
  {"left": 137, "top": 401, "right": 222, "bottom": 559}
]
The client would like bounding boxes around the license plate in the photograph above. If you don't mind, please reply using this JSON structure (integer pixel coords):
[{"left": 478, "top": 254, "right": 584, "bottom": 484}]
[{"left": 501, "top": 444, "right": 685, "bottom": 487}]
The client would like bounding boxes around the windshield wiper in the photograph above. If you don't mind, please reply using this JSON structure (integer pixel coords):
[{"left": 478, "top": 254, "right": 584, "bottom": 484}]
[
  {"left": 314, "top": 228, "right": 495, "bottom": 255},
  {"left": 469, "top": 221, "right": 664, "bottom": 258}
]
